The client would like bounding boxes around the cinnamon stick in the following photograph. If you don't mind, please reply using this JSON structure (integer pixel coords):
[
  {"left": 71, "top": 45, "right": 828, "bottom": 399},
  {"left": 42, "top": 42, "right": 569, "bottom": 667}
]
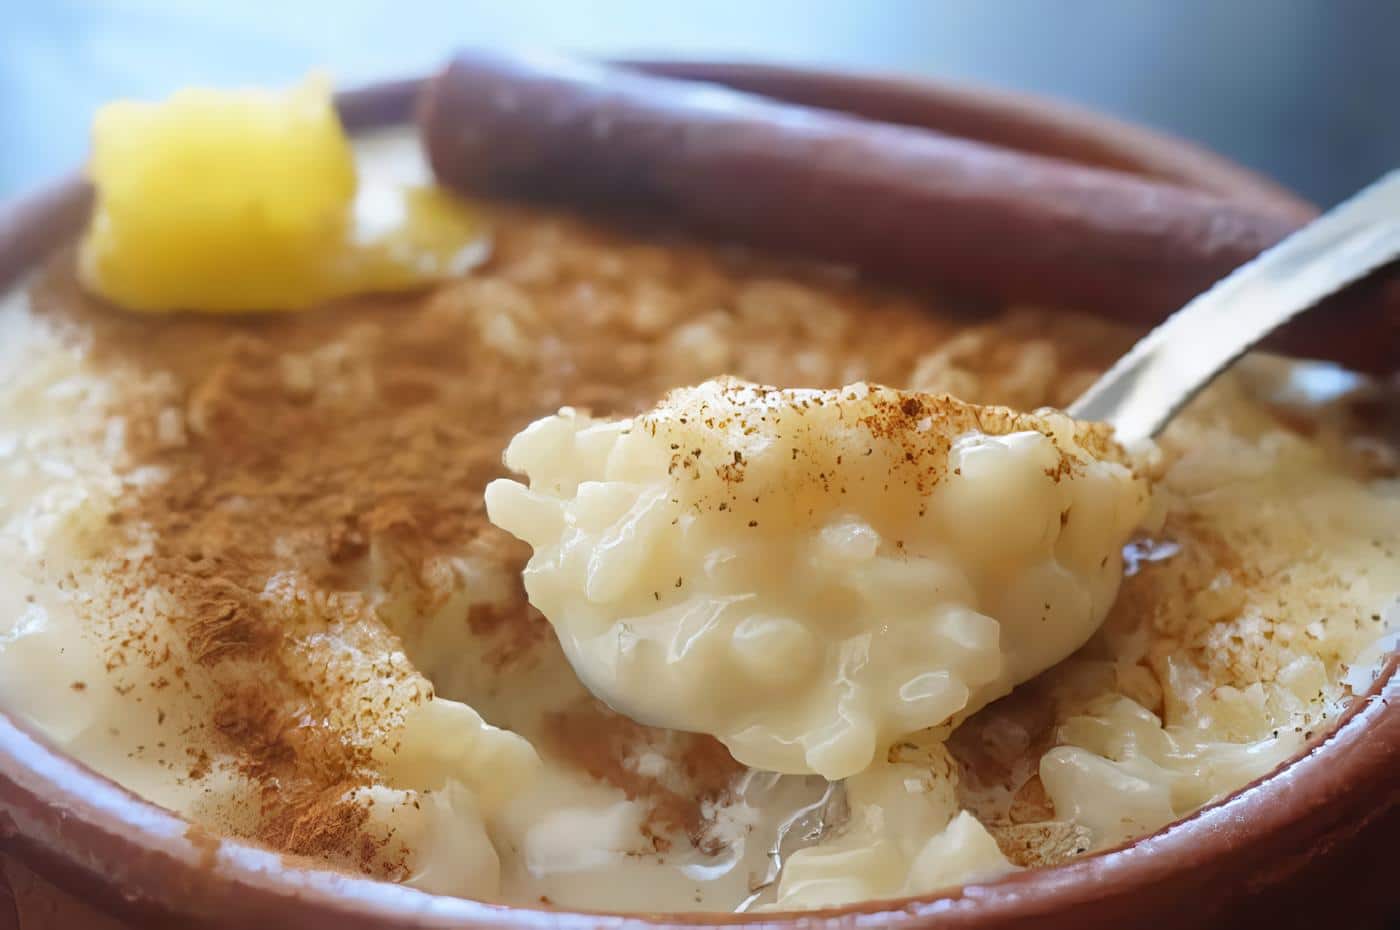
[{"left": 420, "top": 50, "right": 1396, "bottom": 372}]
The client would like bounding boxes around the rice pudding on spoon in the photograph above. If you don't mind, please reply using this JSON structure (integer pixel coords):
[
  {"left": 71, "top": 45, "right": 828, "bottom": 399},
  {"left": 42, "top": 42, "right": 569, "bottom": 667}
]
[{"left": 486, "top": 380, "right": 1157, "bottom": 780}]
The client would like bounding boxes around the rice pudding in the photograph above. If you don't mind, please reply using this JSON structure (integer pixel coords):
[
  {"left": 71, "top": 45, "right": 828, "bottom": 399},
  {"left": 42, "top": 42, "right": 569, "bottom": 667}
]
[
  {"left": 0, "top": 119, "right": 1394, "bottom": 912},
  {"left": 486, "top": 380, "right": 1156, "bottom": 780}
]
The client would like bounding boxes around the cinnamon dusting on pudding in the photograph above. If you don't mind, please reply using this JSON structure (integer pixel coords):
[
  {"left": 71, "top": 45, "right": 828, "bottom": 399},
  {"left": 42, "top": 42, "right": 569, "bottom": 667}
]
[
  {"left": 540, "top": 699, "right": 745, "bottom": 852},
  {"left": 256, "top": 779, "right": 396, "bottom": 878},
  {"left": 3, "top": 175, "right": 1393, "bottom": 908},
  {"left": 21, "top": 203, "right": 989, "bottom": 876}
]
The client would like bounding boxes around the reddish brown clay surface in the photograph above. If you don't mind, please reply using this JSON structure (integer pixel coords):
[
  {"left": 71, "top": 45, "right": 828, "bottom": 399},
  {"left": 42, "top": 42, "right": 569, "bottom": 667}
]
[{"left": 0, "top": 67, "right": 1395, "bottom": 930}]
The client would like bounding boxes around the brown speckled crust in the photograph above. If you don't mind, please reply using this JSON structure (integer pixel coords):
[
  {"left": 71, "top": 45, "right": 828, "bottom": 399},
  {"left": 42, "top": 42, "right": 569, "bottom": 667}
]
[
  {"left": 0, "top": 69, "right": 1395, "bottom": 930},
  {"left": 421, "top": 51, "right": 1397, "bottom": 374}
]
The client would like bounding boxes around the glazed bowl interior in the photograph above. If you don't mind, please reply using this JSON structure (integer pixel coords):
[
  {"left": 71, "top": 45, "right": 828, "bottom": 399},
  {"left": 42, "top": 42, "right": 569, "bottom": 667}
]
[{"left": 0, "top": 64, "right": 1394, "bottom": 930}]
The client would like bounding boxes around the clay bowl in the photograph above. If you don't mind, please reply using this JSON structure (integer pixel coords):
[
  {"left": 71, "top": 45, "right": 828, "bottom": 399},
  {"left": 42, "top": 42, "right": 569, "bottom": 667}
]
[{"left": 0, "top": 64, "right": 1395, "bottom": 930}]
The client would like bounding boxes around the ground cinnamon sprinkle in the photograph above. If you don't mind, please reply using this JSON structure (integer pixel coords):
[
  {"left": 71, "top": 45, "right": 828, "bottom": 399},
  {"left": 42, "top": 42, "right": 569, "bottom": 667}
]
[
  {"left": 540, "top": 699, "right": 746, "bottom": 852},
  {"left": 257, "top": 779, "right": 392, "bottom": 877},
  {"left": 23, "top": 198, "right": 1138, "bottom": 877}
]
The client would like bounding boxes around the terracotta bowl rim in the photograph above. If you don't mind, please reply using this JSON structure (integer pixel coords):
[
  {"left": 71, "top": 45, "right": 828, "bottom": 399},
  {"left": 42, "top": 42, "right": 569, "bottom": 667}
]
[{"left": 0, "top": 64, "right": 1394, "bottom": 930}]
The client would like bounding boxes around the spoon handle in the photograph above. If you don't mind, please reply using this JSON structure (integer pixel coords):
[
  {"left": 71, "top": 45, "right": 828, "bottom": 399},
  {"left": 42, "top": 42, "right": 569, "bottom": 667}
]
[{"left": 1069, "top": 169, "right": 1400, "bottom": 444}]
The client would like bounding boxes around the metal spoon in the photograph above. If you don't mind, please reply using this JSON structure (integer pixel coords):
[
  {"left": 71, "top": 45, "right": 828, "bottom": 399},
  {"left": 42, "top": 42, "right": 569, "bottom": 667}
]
[{"left": 1070, "top": 169, "right": 1400, "bottom": 443}]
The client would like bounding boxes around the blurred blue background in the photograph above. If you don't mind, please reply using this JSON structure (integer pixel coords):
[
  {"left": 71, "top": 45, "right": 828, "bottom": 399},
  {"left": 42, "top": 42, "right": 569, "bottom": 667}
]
[{"left": 3, "top": 0, "right": 1397, "bottom": 206}]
